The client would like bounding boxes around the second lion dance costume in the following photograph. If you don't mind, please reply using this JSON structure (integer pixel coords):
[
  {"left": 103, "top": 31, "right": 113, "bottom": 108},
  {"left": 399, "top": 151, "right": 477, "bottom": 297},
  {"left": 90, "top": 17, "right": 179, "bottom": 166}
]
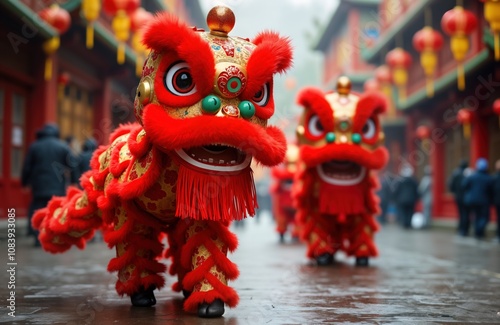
[
  {"left": 293, "top": 77, "right": 388, "bottom": 266},
  {"left": 33, "top": 7, "right": 293, "bottom": 318},
  {"left": 270, "top": 143, "right": 299, "bottom": 242}
]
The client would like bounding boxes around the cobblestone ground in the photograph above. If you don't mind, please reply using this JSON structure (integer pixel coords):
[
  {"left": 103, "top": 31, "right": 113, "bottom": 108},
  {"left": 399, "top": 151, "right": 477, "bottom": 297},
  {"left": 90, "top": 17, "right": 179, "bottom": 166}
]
[{"left": 1, "top": 215, "right": 500, "bottom": 324}]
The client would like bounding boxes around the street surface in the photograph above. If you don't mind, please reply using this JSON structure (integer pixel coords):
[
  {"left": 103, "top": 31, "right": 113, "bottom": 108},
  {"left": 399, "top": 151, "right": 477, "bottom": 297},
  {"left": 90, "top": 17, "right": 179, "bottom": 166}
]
[{"left": 1, "top": 215, "right": 500, "bottom": 324}]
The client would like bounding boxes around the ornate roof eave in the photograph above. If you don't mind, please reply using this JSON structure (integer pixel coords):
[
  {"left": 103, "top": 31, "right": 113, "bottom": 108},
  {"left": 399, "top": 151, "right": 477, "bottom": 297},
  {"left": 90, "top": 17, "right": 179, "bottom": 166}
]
[
  {"left": 314, "top": 0, "right": 380, "bottom": 52},
  {"left": 361, "top": 0, "right": 434, "bottom": 64}
]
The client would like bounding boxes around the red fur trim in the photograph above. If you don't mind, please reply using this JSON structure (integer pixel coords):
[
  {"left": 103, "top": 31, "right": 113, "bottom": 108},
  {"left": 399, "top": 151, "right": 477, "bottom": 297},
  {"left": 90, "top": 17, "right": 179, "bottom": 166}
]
[
  {"left": 118, "top": 148, "right": 163, "bottom": 200},
  {"left": 143, "top": 104, "right": 287, "bottom": 166},
  {"left": 184, "top": 285, "right": 239, "bottom": 312},
  {"left": 110, "top": 123, "right": 137, "bottom": 142},
  {"left": 300, "top": 144, "right": 388, "bottom": 170},
  {"left": 175, "top": 165, "right": 256, "bottom": 221},
  {"left": 243, "top": 32, "right": 292, "bottom": 119},
  {"left": 116, "top": 273, "right": 165, "bottom": 296},
  {"left": 351, "top": 93, "right": 387, "bottom": 146},
  {"left": 143, "top": 13, "right": 214, "bottom": 97},
  {"left": 297, "top": 87, "right": 335, "bottom": 132},
  {"left": 127, "top": 125, "right": 152, "bottom": 158}
]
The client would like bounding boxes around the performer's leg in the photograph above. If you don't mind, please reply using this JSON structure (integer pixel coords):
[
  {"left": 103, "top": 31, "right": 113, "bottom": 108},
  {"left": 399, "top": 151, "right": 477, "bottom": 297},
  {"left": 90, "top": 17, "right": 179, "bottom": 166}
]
[
  {"left": 345, "top": 214, "right": 379, "bottom": 266},
  {"left": 301, "top": 214, "right": 337, "bottom": 266},
  {"left": 179, "top": 220, "right": 239, "bottom": 317},
  {"left": 106, "top": 203, "right": 166, "bottom": 307}
]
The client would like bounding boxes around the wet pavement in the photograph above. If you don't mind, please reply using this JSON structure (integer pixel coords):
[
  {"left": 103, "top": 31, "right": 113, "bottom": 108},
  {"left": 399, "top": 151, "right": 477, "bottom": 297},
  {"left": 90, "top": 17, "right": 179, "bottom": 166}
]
[{"left": 1, "top": 215, "right": 500, "bottom": 325}]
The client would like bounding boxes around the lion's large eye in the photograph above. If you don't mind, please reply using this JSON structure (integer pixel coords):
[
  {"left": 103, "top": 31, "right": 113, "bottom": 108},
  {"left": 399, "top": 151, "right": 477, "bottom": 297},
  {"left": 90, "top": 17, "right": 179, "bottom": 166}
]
[
  {"left": 164, "top": 61, "right": 196, "bottom": 96},
  {"left": 362, "top": 118, "right": 376, "bottom": 140},
  {"left": 252, "top": 83, "right": 270, "bottom": 106},
  {"left": 307, "top": 114, "right": 325, "bottom": 139}
]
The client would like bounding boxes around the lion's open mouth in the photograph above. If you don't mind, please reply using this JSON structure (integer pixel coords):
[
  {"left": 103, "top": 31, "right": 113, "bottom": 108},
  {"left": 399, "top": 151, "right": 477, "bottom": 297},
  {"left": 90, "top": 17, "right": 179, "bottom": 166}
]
[
  {"left": 317, "top": 160, "right": 366, "bottom": 185},
  {"left": 175, "top": 144, "right": 251, "bottom": 172}
]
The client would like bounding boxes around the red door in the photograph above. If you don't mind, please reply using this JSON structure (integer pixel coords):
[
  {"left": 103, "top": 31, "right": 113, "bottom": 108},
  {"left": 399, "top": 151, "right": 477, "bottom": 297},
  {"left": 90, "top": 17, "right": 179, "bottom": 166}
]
[{"left": 0, "top": 80, "right": 31, "bottom": 219}]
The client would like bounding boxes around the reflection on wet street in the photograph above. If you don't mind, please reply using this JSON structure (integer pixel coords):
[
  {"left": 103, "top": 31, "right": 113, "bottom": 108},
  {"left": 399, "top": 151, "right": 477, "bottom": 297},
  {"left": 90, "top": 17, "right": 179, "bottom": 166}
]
[{"left": 1, "top": 217, "right": 500, "bottom": 324}]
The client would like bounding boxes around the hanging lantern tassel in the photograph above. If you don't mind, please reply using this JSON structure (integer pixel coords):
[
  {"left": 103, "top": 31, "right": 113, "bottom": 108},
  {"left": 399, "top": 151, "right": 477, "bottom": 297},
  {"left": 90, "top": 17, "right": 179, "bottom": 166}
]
[
  {"left": 132, "top": 32, "right": 145, "bottom": 76},
  {"left": 112, "top": 10, "right": 130, "bottom": 64},
  {"left": 421, "top": 51, "right": 437, "bottom": 97},
  {"left": 82, "top": 0, "right": 101, "bottom": 49},
  {"left": 484, "top": 0, "right": 500, "bottom": 61},
  {"left": 450, "top": 35, "right": 468, "bottom": 91},
  {"left": 42, "top": 37, "right": 60, "bottom": 80},
  {"left": 393, "top": 67, "right": 407, "bottom": 102},
  {"left": 87, "top": 23, "right": 94, "bottom": 48}
]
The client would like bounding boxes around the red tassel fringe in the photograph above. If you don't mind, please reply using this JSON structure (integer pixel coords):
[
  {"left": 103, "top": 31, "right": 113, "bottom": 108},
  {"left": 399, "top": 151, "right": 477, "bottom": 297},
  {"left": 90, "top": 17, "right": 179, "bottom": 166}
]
[{"left": 175, "top": 165, "right": 257, "bottom": 221}]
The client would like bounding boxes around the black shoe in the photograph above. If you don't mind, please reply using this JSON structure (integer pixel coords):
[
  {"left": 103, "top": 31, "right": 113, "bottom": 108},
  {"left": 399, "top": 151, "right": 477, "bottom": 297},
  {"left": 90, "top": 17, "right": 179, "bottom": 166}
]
[
  {"left": 355, "top": 257, "right": 369, "bottom": 267},
  {"left": 198, "top": 298, "right": 225, "bottom": 318},
  {"left": 315, "top": 253, "right": 333, "bottom": 266},
  {"left": 131, "top": 286, "right": 156, "bottom": 307},
  {"left": 182, "top": 289, "right": 191, "bottom": 298},
  {"left": 279, "top": 233, "right": 285, "bottom": 243}
]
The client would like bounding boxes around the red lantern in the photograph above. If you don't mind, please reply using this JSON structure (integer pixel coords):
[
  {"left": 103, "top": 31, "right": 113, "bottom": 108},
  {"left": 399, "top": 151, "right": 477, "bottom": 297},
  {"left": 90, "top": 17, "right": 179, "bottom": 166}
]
[
  {"left": 413, "top": 27, "right": 444, "bottom": 97},
  {"left": 364, "top": 79, "right": 380, "bottom": 92},
  {"left": 386, "top": 48, "right": 412, "bottom": 103},
  {"left": 416, "top": 125, "right": 431, "bottom": 140},
  {"left": 441, "top": 6, "right": 478, "bottom": 91},
  {"left": 130, "top": 7, "right": 153, "bottom": 76},
  {"left": 103, "top": 0, "right": 140, "bottom": 64},
  {"left": 457, "top": 109, "right": 473, "bottom": 139},
  {"left": 38, "top": 5, "right": 71, "bottom": 80},
  {"left": 416, "top": 125, "right": 431, "bottom": 148},
  {"left": 493, "top": 99, "right": 500, "bottom": 127}
]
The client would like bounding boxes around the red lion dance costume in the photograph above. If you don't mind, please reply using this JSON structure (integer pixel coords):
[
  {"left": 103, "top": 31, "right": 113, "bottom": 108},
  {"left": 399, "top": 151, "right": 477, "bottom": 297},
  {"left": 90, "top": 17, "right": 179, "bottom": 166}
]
[
  {"left": 294, "top": 77, "right": 388, "bottom": 267},
  {"left": 33, "top": 6, "right": 292, "bottom": 318},
  {"left": 270, "top": 143, "right": 299, "bottom": 242}
]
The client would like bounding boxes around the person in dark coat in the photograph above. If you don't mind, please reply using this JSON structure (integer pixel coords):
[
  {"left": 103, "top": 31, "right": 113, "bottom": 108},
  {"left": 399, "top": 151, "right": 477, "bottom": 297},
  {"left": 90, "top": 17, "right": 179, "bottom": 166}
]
[
  {"left": 21, "top": 124, "right": 78, "bottom": 245},
  {"left": 377, "top": 170, "right": 394, "bottom": 225},
  {"left": 462, "top": 158, "right": 493, "bottom": 239},
  {"left": 448, "top": 160, "right": 468, "bottom": 235},
  {"left": 77, "top": 138, "right": 98, "bottom": 179},
  {"left": 492, "top": 160, "right": 500, "bottom": 242},
  {"left": 394, "top": 165, "right": 419, "bottom": 229}
]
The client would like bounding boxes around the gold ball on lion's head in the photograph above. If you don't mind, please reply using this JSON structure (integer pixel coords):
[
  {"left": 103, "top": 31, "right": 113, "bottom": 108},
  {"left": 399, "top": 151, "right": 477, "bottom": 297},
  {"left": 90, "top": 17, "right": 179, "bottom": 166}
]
[{"left": 207, "top": 6, "right": 235, "bottom": 36}]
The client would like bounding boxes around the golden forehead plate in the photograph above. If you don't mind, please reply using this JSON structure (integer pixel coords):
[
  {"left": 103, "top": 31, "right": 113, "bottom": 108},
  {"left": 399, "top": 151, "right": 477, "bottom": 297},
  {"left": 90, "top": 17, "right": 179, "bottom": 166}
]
[
  {"left": 325, "top": 76, "right": 360, "bottom": 119},
  {"left": 200, "top": 6, "right": 256, "bottom": 66}
]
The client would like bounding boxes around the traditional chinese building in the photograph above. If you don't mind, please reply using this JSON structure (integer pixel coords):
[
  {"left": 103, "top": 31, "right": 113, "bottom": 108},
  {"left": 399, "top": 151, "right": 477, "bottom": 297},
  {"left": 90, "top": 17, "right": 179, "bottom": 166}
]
[
  {"left": 317, "top": 0, "right": 500, "bottom": 221},
  {"left": 0, "top": 0, "right": 204, "bottom": 218}
]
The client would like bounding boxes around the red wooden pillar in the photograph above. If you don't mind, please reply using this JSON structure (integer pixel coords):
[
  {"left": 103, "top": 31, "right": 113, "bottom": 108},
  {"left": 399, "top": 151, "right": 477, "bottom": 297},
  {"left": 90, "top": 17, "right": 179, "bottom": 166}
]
[
  {"left": 471, "top": 112, "right": 489, "bottom": 165},
  {"left": 30, "top": 48, "right": 59, "bottom": 129}
]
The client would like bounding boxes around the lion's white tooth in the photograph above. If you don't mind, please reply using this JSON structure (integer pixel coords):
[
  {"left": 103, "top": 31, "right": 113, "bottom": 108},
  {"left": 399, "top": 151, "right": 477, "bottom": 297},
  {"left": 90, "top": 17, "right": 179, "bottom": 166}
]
[{"left": 209, "top": 158, "right": 214, "bottom": 163}]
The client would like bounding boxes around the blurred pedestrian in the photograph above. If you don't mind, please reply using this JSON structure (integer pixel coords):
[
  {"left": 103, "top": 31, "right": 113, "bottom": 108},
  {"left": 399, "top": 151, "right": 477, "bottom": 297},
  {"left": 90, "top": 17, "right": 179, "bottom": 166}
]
[
  {"left": 21, "top": 124, "right": 78, "bottom": 246},
  {"left": 377, "top": 170, "right": 394, "bottom": 225},
  {"left": 448, "top": 160, "right": 468, "bottom": 235},
  {"left": 492, "top": 160, "right": 500, "bottom": 242},
  {"left": 394, "top": 164, "right": 419, "bottom": 229},
  {"left": 462, "top": 158, "right": 493, "bottom": 239},
  {"left": 77, "top": 137, "right": 98, "bottom": 180},
  {"left": 418, "top": 166, "right": 433, "bottom": 228}
]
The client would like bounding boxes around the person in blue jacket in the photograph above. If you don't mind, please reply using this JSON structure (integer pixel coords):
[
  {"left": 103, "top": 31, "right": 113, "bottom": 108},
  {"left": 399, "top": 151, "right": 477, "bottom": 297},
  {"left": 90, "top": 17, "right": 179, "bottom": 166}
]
[{"left": 462, "top": 158, "right": 493, "bottom": 239}]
